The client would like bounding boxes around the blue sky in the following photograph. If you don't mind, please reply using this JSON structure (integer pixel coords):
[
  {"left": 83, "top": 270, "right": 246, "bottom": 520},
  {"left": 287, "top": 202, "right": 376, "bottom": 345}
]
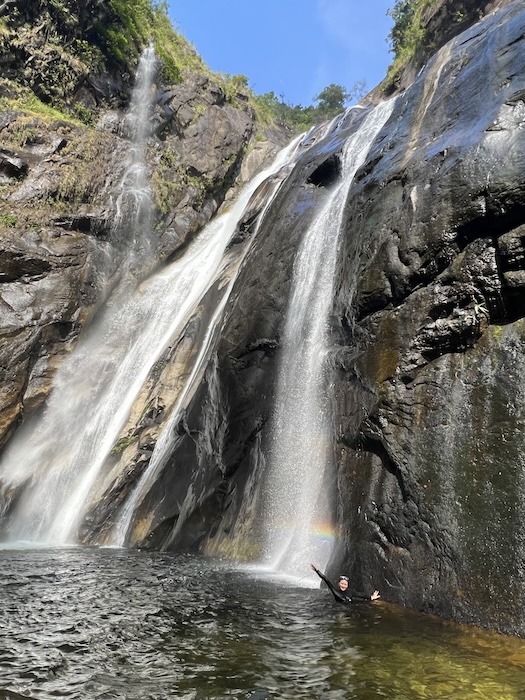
[{"left": 168, "top": 1, "right": 394, "bottom": 107}]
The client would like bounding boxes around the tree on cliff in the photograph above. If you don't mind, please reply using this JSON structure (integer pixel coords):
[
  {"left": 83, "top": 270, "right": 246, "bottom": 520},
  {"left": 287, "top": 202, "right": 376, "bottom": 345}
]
[
  {"left": 313, "top": 82, "right": 367, "bottom": 118},
  {"left": 387, "top": 0, "right": 417, "bottom": 57},
  {"left": 314, "top": 84, "right": 351, "bottom": 113},
  {"left": 255, "top": 80, "right": 367, "bottom": 131}
]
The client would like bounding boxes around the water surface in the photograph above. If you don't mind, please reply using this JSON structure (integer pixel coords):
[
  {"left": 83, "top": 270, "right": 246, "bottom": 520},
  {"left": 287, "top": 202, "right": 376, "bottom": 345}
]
[{"left": 1, "top": 548, "right": 524, "bottom": 699}]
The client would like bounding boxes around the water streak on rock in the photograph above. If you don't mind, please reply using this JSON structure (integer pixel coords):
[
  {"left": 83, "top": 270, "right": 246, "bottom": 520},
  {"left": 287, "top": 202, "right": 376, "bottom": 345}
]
[
  {"left": 110, "top": 134, "right": 306, "bottom": 546},
  {"left": 261, "top": 100, "right": 396, "bottom": 579},
  {"left": 0, "top": 107, "right": 304, "bottom": 546}
]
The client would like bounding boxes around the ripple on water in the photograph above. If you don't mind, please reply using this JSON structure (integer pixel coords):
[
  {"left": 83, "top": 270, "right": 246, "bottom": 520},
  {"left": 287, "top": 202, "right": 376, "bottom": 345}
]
[{"left": 0, "top": 548, "right": 525, "bottom": 699}]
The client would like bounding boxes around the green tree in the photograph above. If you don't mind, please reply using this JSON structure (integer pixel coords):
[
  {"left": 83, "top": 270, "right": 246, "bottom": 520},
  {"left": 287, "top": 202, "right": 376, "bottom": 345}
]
[
  {"left": 313, "top": 83, "right": 352, "bottom": 115},
  {"left": 387, "top": 0, "right": 417, "bottom": 57},
  {"left": 313, "top": 81, "right": 367, "bottom": 118}
]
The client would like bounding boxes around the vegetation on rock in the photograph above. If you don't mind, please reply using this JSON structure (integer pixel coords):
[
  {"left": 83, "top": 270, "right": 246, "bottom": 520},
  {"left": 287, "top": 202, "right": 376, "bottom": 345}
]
[
  {"left": 1, "top": 0, "right": 371, "bottom": 132},
  {"left": 99, "top": 0, "right": 210, "bottom": 82},
  {"left": 0, "top": 0, "right": 210, "bottom": 113},
  {"left": 385, "top": 0, "right": 489, "bottom": 91},
  {"left": 252, "top": 80, "right": 367, "bottom": 131}
]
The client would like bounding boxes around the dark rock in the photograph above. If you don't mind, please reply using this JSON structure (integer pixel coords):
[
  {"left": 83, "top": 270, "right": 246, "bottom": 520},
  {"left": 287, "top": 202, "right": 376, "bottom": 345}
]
[
  {"left": 0, "top": 149, "right": 28, "bottom": 178},
  {"left": 307, "top": 154, "right": 341, "bottom": 187},
  {"left": 138, "top": 0, "right": 525, "bottom": 638},
  {"left": 498, "top": 224, "right": 525, "bottom": 270},
  {"left": 329, "top": 0, "right": 525, "bottom": 635}
]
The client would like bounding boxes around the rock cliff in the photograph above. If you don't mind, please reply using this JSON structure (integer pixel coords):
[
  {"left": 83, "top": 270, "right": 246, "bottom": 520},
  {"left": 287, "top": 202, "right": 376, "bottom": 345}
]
[
  {"left": 128, "top": 0, "right": 525, "bottom": 636},
  {"left": 0, "top": 0, "right": 288, "bottom": 450},
  {"left": 2, "top": 0, "right": 525, "bottom": 638},
  {"left": 333, "top": 0, "right": 525, "bottom": 635}
]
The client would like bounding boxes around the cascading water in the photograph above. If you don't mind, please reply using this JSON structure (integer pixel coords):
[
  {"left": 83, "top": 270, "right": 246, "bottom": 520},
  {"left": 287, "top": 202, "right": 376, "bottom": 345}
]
[
  {"left": 261, "top": 99, "right": 396, "bottom": 580},
  {"left": 0, "top": 46, "right": 160, "bottom": 544},
  {"left": 110, "top": 135, "right": 305, "bottom": 547},
  {"left": 0, "top": 44, "right": 394, "bottom": 557},
  {"left": 105, "top": 44, "right": 157, "bottom": 281},
  {"left": 0, "top": 76, "right": 305, "bottom": 546}
]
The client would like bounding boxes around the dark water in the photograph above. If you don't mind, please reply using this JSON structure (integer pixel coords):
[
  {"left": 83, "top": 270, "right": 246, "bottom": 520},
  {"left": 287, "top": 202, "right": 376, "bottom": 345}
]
[{"left": 1, "top": 548, "right": 525, "bottom": 700}]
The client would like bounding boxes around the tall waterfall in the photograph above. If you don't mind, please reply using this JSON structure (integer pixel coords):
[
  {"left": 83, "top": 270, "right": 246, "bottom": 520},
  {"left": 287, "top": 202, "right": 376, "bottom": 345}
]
[
  {"left": 0, "top": 42, "right": 395, "bottom": 556},
  {"left": 261, "top": 100, "right": 396, "bottom": 579},
  {"left": 109, "top": 135, "right": 304, "bottom": 547},
  {"left": 109, "top": 44, "right": 157, "bottom": 278},
  {"left": 0, "top": 46, "right": 159, "bottom": 544},
  {"left": 0, "top": 63, "right": 304, "bottom": 546}
]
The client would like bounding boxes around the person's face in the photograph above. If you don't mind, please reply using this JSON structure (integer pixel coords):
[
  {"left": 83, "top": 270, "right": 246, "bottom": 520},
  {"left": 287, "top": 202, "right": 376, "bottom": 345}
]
[{"left": 338, "top": 578, "right": 348, "bottom": 591}]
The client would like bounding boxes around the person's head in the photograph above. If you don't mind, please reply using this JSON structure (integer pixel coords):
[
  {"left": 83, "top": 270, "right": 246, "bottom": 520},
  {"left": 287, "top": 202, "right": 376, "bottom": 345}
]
[{"left": 338, "top": 575, "right": 349, "bottom": 591}]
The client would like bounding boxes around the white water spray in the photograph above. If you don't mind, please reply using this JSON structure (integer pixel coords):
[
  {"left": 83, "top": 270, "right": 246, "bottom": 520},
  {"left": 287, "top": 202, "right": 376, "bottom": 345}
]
[
  {"left": 0, "top": 113, "right": 303, "bottom": 545},
  {"left": 113, "top": 44, "right": 157, "bottom": 271},
  {"left": 261, "top": 100, "right": 396, "bottom": 580},
  {"left": 0, "top": 47, "right": 159, "bottom": 543},
  {"left": 110, "top": 135, "right": 304, "bottom": 546}
]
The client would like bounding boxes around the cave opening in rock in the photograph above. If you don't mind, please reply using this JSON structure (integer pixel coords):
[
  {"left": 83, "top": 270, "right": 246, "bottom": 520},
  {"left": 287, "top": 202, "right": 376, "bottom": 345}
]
[{"left": 307, "top": 155, "right": 342, "bottom": 188}]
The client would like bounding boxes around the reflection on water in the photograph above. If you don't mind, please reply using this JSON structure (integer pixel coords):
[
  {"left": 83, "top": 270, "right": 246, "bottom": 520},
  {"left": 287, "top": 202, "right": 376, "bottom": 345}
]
[{"left": 0, "top": 548, "right": 524, "bottom": 699}]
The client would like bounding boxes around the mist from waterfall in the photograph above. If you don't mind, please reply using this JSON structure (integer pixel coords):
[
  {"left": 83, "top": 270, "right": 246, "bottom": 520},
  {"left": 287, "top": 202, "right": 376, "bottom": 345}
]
[
  {"left": 0, "top": 46, "right": 159, "bottom": 544},
  {"left": 261, "top": 100, "right": 396, "bottom": 581},
  {"left": 110, "top": 135, "right": 304, "bottom": 547},
  {"left": 0, "top": 55, "right": 305, "bottom": 546}
]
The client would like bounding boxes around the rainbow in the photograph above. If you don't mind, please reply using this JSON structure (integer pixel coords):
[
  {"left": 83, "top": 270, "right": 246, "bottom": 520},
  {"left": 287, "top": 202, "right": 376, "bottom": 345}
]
[
  {"left": 311, "top": 522, "right": 340, "bottom": 542},
  {"left": 269, "top": 520, "right": 340, "bottom": 543}
]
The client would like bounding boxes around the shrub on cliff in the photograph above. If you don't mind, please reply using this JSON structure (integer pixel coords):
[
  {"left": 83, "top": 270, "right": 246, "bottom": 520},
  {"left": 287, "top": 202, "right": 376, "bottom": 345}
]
[
  {"left": 0, "top": 0, "right": 208, "bottom": 112},
  {"left": 387, "top": 0, "right": 426, "bottom": 71},
  {"left": 385, "top": 0, "right": 490, "bottom": 90},
  {"left": 388, "top": 0, "right": 418, "bottom": 58},
  {"left": 97, "top": 0, "right": 209, "bottom": 83},
  {"left": 253, "top": 81, "right": 367, "bottom": 132}
]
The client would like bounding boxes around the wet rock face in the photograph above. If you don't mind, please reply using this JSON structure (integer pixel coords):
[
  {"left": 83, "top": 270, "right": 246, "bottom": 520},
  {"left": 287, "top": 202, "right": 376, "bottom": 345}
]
[
  {"left": 147, "top": 0, "right": 525, "bottom": 637},
  {"left": 0, "top": 111, "right": 114, "bottom": 447},
  {"left": 0, "top": 59, "right": 283, "bottom": 450},
  {"left": 330, "top": 0, "right": 525, "bottom": 634},
  {"left": 381, "top": 0, "right": 514, "bottom": 95},
  {"left": 107, "top": 112, "right": 361, "bottom": 554}
]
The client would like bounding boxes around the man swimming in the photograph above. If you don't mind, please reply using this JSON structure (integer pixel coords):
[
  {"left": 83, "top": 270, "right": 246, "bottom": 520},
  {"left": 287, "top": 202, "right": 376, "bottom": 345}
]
[{"left": 310, "top": 564, "right": 380, "bottom": 603}]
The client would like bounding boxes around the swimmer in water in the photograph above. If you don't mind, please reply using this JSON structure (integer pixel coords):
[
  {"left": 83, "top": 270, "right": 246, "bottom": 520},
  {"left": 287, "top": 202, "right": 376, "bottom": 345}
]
[{"left": 310, "top": 564, "right": 380, "bottom": 603}]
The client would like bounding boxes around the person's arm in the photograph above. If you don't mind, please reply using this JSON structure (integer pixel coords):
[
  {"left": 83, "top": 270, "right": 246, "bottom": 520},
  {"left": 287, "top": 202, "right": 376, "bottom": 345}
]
[
  {"left": 349, "top": 588, "right": 381, "bottom": 601},
  {"left": 310, "top": 564, "right": 345, "bottom": 601},
  {"left": 310, "top": 564, "right": 332, "bottom": 587}
]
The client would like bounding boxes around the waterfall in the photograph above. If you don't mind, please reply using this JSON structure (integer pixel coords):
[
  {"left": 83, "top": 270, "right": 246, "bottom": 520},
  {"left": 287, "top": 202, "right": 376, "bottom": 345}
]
[
  {"left": 110, "top": 135, "right": 304, "bottom": 547},
  {"left": 108, "top": 44, "right": 158, "bottom": 279},
  {"left": 261, "top": 99, "right": 396, "bottom": 580},
  {"left": 0, "top": 46, "right": 159, "bottom": 544},
  {"left": 0, "top": 95, "right": 304, "bottom": 546},
  {"left": 0, "top": 40, "right": 394, "bottom": 556}
]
